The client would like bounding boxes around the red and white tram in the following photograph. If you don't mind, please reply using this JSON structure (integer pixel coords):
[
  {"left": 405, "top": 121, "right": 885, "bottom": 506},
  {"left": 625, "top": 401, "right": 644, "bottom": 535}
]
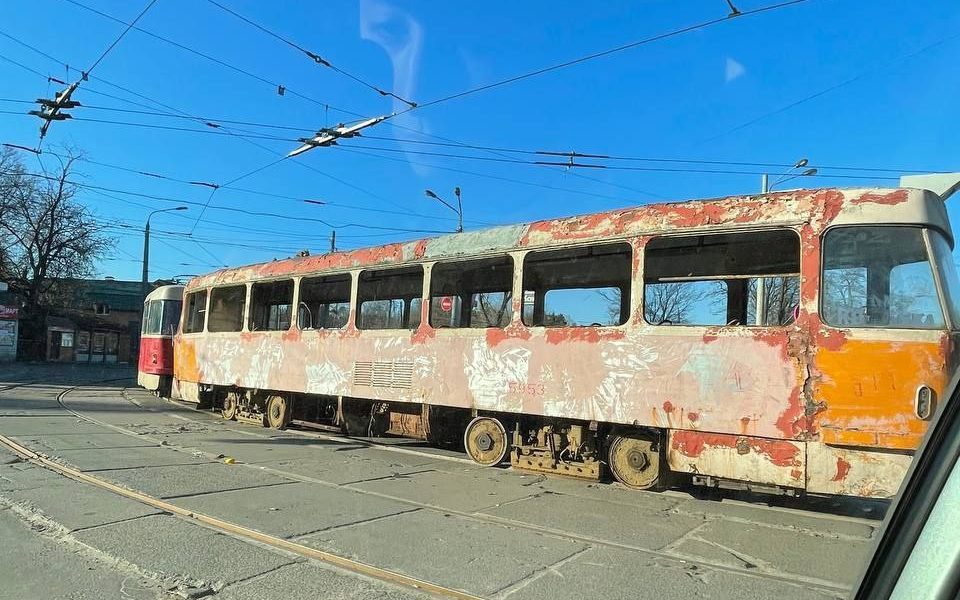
[{"left": 137, "top": 285, "right": 184, "bottom": 397}]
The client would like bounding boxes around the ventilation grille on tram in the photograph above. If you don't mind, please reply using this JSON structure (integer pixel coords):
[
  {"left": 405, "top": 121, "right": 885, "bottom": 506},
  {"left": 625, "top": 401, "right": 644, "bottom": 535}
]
[{"left": 353, "top": 360, "right": 414, "bottom": 389}]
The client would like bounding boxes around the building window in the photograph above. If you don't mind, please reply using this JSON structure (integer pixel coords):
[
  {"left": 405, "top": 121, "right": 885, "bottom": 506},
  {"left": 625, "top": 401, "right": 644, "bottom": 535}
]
[
  {"left": 430, "top": 257, "right": 514, "bottom": 328},
  {"left": 94, "top": 303, "right": 110, "bottom": 315},
  {"left": 298, "top": 274, "right": 351, "bottom": 330},
  {"left": 822, "top": 226, "right": 944, "bottom": 329},
  {"left": 208, "top": 286, "right": 246, "bottom": 333},
  {"left": 522, "top": 243, "right": 631, "bottom": 327},
  {"left": 358, "top": 266, "right": 423, "bottom": 330},
  {"left": 92, "top": 332, "right": 105, "bottom": 354},
  {"left": 249, "top": 279, "right": 294, "bottom": 331},
  {"left": 644, "top": 229, "right": 800, "bottom": 326},
  {"left": 76, "top": 331, "right": 90, "bottom": 353},
  {"left": 183, "top": 291, "right": 208, "bottom": 334},
  {"left": 105, "top": 332, "right": 118, "bottom": 355}
]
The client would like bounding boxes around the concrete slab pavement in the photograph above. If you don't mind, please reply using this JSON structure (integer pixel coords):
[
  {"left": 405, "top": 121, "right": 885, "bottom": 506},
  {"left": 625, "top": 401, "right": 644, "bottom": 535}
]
[
  {"left": 215, "top": 562, "right": 429, "bottom": 600},
  {"left": 507, "top": 545, "right": 842, "bottom": 600},
  {"left": 175, "top": 482, "right": 419, "bottom": 539},
  {"left": 299, "top": 509, "right": 589, "bottom": 597},
  {"left": 0, "top": 506, "right": 164, "bottom": 600},
  {"left": 72, "top": 514, "right": 297, "bottom": 586},
  {"left": 95, "top": 462, "right": 296, "bottom": 499},
  {"left": 0, "top": 376, "right": 885, "bottom": 599},
  {"left": 3, "top": 474, "right": 163, "bottom": 531}
]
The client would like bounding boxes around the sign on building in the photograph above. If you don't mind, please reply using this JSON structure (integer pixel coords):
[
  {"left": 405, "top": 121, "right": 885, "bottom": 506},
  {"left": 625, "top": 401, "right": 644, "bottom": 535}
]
[
  {"left": 0, "top": 305, "right": 18, "bottom": 319},
  {"left": 0, "top": 321, "right": 15, "bottom": 347}
]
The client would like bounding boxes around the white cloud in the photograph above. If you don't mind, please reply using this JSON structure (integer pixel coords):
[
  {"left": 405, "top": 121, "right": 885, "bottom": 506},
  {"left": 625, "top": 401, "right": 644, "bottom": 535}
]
[
  {"left": 725, "top": 57, "right": 746, "bottom": 83},
  {"left": 360, "top": 0, "right": 430, "bottom": 176}
]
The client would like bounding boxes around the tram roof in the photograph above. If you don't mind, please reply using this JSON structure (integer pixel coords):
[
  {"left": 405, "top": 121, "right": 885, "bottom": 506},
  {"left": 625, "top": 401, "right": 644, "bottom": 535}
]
[{"left": 186, "top": 186, "right": 950, "bottom": 290}]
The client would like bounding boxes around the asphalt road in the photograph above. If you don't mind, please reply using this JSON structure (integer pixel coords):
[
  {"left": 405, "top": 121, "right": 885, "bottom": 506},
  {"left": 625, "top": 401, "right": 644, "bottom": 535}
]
[{"left": 0, "top": 366, "right": 887, "bottom": 600}]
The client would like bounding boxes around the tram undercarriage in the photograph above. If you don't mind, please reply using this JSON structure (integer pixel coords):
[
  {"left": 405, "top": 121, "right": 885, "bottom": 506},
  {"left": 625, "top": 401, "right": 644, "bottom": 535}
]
[{"left": 205, "top": 386, "right": 667, "bottom": 491}]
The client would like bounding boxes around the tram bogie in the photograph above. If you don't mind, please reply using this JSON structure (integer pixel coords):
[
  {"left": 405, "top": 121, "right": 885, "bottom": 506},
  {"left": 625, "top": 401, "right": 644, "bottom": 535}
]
[{"left": 510, "top": 419, "right": 603, "bottom": 481}]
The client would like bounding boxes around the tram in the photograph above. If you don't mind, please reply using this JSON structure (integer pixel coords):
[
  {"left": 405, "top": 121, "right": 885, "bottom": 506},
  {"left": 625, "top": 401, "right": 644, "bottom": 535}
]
[
  {"left": 138, "top": 285, "right": 184, "bottom": 398},
  {"left": 169, "top": 186, "right": 960, "bottom": 498}
]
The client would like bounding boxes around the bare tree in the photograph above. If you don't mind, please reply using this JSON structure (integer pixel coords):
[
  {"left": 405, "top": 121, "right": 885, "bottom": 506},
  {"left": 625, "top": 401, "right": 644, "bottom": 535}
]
[
  {"left": 747, "top": 276, "right": 800, "bottom": 325},
  {"left": 0, "top": 149, "right": 113, "bottom": 359},
  {"left": 644, "top": 282, "right": 715, "bottom": 324},
  {"left": 822, "top": 268, "right": 867, "bottom": 325},
  {"left": 475, "top": 291, "right": 512, "bottom": 327}
]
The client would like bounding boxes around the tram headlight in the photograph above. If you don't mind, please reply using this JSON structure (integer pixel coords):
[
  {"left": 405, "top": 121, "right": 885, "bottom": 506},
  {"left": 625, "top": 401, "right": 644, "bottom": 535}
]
[{"left": 915, "top": 385, "right": 934, "bottom": 420}]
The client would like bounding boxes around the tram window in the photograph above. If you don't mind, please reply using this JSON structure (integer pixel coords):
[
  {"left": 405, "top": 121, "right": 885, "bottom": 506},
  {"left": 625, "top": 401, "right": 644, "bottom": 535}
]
[
  {"left": 822, "top": 226, "right": 944, "bottom": 329},
  {"left": 161, "top": 300, "right": 182, "bottom": 335},
  {"left": 358, "top": 266, "right": 423, "bottom": 330},
  {"left": 143, "top": 300, "right": 163, "bottom": 335},
  {"left": 208, "top": 286, "right": 246, "bottom": 332},
  {"left": 521, "top": 243, "right": 631, "bottom": 327},
  {"left": 183, "top": 291, "right": 207, "bottom": 333},
  {"left": 644, "top": 230, "right": 800, "bottom": 326},
  {"left": 299, "top": 274, "right": 351, "bottom": 330},
  {"left": 249, "top": 279, "right": 294, "bottom": 331},
  {"left": 430, "top": 257, "right": 513, "bottom": 328}
]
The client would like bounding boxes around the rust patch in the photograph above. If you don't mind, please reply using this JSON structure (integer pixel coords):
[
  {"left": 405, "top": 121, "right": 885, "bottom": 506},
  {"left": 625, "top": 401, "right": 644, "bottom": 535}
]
[
  {"left": 485, "top": 322, "right": 532, "bottom": 346},
  {"left": 832, "top": 456, "right": 852, "bottom": 481},
  {"left": 410, "top": 326, "right": 435, "bottom": 345},
  {"left": 671, "top": 431, "right": 801, "bottom": 468},
  {"left": 413, "top": 239, "right": 428, "bottom": 259},
  {"left": 543, "top": 328, "right": 625, "bottom": 345},
  {"left": 852, "top": 189, "right": 909, "bottom": 206}
]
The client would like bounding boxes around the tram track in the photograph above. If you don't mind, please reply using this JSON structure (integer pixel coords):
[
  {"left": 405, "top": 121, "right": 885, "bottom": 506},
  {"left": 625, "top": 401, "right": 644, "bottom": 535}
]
[
  {"left": 6, "top": 382, "right": 858, "bottom": 596},
  {"left": 0, "top": 384, "right": 482, "bottom": 600}
]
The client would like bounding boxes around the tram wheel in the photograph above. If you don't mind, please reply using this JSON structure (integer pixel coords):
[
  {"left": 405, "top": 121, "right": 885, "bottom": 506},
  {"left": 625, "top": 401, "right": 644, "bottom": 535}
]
[
  {"left": 463, "top": 416, "right": 508, "bottom": 466},
  {"left": 265, "top": 395, "right": 291, "bottom": 429},
  {"left": 221, "top": 392, "right": 239, "bottom": 421},
  {"left": 607, "top": 433, "right": 661, "bottom": 490}
]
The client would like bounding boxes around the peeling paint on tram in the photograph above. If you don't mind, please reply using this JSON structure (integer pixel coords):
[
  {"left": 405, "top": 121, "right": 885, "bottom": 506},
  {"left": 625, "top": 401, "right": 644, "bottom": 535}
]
[{"left": 174, "top": 187, "right": 956, "bottom": 498}]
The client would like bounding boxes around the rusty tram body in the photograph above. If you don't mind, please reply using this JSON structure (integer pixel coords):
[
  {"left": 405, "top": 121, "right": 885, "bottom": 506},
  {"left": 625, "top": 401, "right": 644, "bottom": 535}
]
[{"left": 170, "top": 186, "right": 959, "bottom": 498}]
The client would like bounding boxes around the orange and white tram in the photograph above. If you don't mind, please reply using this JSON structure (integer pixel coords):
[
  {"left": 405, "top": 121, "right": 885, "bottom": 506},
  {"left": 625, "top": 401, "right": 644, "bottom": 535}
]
[{"left": 171, "top": 186, "right": 960, "bottom": 498}]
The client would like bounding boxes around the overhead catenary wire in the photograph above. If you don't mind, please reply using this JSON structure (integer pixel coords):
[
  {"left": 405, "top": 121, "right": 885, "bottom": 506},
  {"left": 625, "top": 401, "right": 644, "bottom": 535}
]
[
  {"left": 204, "top": 0, "right": 416, "bottom": 108},
  {"left": 88, "top": 187, "right": 409, "bottom": 241},
  {"left": 1, "top": 99, "right": 935, "bottom": 177},
  {"left": 61, "top": 0, "right": 364, "bottom": 118},
  {"left": 334, "top": 143, "right": 902, "bottom": 180},
  {"left": 1, "top": 168, "right": 452, "bottom": 234},
  {"left": 81, "top": 0, "right": 158, "bottom": 79},
  {"left": 397, "top": 0, "right": 808, "bottom": 116},
  {"left": 1, "top": 30, "right": 413, "bottom": 221},
  {"left": 701, "top": 30, "right": 960, "bottom": 143},
  {"left": 37, "top": 150, "right": 489, "bottom": 225}
]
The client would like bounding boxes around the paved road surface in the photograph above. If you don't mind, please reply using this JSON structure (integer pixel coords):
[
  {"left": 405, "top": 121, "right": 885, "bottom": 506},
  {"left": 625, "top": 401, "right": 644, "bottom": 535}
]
[{"left": 0, "top": 367, "right": 886, "bottom": 599}]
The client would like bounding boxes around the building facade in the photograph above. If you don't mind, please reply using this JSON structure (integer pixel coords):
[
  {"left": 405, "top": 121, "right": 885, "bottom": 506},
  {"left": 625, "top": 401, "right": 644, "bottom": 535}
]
[
  {"left": 43, "top": 278, "right": 146, "bottom": 365},
  {"left": 0, "top": 285, "right": 18, "bottom": 362}
]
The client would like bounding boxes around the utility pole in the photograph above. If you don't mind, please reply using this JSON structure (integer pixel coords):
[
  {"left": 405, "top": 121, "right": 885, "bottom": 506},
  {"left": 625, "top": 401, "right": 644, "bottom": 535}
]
[
  {"left": 330, "top": 230, "right": 337, "bottom": 253},
  {"left": 761, "top": 173, "right": 769, "bottom": 193},
  {"left": 142, "top": 207, "right": 188, "bottom": 302}
]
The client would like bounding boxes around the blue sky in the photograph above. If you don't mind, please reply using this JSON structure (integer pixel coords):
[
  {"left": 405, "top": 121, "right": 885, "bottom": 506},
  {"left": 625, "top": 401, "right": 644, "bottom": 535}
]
[{"left": 1, "top": 0, "right": 958, "bottom": 282}]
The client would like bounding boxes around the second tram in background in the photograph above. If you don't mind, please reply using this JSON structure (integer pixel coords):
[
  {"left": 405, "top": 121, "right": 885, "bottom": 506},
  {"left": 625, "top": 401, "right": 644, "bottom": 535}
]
[{"left": 138, "top": 284, "right": 183, "bottom": 398}]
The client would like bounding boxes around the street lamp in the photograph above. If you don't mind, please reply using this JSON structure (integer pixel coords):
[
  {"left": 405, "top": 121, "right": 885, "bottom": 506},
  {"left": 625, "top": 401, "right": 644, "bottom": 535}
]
[
  {"left": 302, "top": 200, "right": 337, "bottom": 252},
  {"left": 142, "top": 207, "right": 188, "bottom": 301},
  {"left": 425, "top": 187, "right": 463, "bottom": 233},
  {"left": 762, "top": 158, "right": 818, "bottom": 192}
]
